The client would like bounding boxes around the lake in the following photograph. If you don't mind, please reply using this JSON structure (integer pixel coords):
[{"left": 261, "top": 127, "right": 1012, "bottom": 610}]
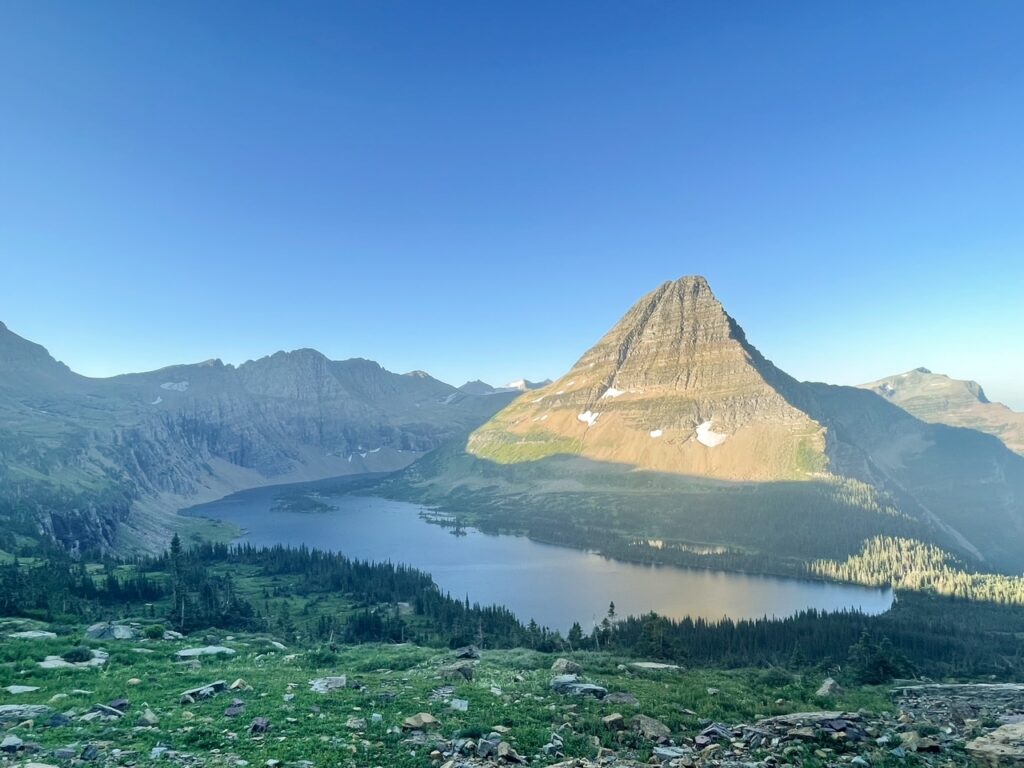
[{"left": 184, "top": 478, "right": 894, "bottom": 633}]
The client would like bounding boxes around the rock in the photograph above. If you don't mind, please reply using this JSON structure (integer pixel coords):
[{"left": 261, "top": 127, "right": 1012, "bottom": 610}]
[
  {"left": 440, "top": 660, "right": 475, "bottom": 681},
  {"left": 249, "top": 717, "right": 271, "bottom": 735},
  {"left": 53, "top": 748, "right": 77, "bottom": 760},
  {"left": 175, "top": 645, "right": 235, "bottom": 658},
  {"left": 3, "top": 685, "right": 40, "bottom": 695},
  {"left": 46, "top": 714, "right": 71, "bottom": 728},
  {"left": 550, "top": 674, "right": 607, "bottom": 699},
  {"left": 403, "top": 712, "right": 440, "bottom": 730},
  {"left": 604, "top": 692, "right": 640, "bottom": 706},
  {"left": 0, "top": 705, "right": 51, "bottom": 724},
  {"left": 38, "top": 651, "right": 107, "bottom": 670},
  {"left": 163, "top": 630, "right": 184, "bottom": 640},
  {"left": 85, "top": 622, "right": 137, "bottom": 640},
  {"left": 551, "top": 658, "right": 583, "bottom": 674},
  {"left": 90, "top": 703, "right": 125, "bottom": 718},
  {"left": 310, "top": 676, "right": 347, "bottom": 693},
  {"left": 602, "top": 713, "right": 625, "bottom": 730},
  {"left": 107, "top": 698, "right": 130, "bottom": 712},
  {"left": 633, "top": 714, "right": 671, "bottom": 740},
  {"left": 450, "top": 699, "right": 469, "bottom": 712},
  {"left": 454, "top": 645, "right": 480, "bottom": 659},
  {"left": 137, "top": 709, "right": 159, "bottom": 727},
  {"left": 630, "top": 662, "right": 681, "bottom": 672},
  {"left": 1, "top": 735, "right": 24, "bottom": 753},
  {"left": 80, "top": 745, "right": 100, "bottom": 761},
  {"left": 967, "top": 721, "right": 1024, "bottom": 766},
  {"left": 706, "top": 687, "right": 719, "bottom": 696},
  {"left": 230, "top": 678, "right": 252, "bottom": 691},
  {"left": 181, "top": 680, "right": 227, "bottom": 700},
  {"left": 224, "top": 701, "right": 246, "bottom": 718},
  {"left": 345, "top": 716, "right": 367, "bottom": 730},
  {"left": 7, "top": 631, "right": 57, "bottom": 639},
  {"left": 816, "top": 677, "right": 844, "bottom": 697},
  {"left": 653, "top": 746, "right": 690, "bottom": 760},
  {"left": 127, "top": 678, "right": 142, "bottom": 686}
]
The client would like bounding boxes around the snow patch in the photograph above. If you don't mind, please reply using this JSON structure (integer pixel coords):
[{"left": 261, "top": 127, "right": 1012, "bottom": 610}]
[
  {"left": 649, "top": 429, "right": 662, "bottom": 438},
  {"left": 601, "top": 387, "right": 625, "bottom": 399},
  {"left": 150, "top": 396, "right": 163, "bottom": 406},
  {"left": 540, "top": 414, "right": 549, "bottom": 421},
  {"left": 532, "top": 396, "right": 545, "bottom": 403},
  {"left": 577, "top": 410, "right": 600, "bottom": 427},
  {"left": 160, "top": 381, "right": 189, "bottom": 392},
  {"left": 442, "top": 393, "right": 458, "bottom": 405},
  {"left": 696, "top": 420, "right": 728, "bottom": 447}
]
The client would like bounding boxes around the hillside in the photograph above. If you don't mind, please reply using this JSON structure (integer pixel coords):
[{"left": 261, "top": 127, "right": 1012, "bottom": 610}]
[
  {"left": 388, "top": 277, "right": 1024, "bottom": 573},
  {"left": 0, "top": 322, "right": 514, "bottom": 553},
  {"left": 860, "top": 367, "right": 1024, "bottom": 455}
]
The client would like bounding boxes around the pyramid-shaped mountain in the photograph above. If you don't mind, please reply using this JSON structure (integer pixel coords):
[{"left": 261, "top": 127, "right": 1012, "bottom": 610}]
[
  {"left": 469, "top": 276, "right": 826, "bottom": 480},
  {"left": 398, "top": 276, "right": 1024, "bottom": 573}
]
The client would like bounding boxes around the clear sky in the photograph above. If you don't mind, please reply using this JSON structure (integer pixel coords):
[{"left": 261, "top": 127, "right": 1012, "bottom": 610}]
[{"left": 1, "top": 2, "right": 1022, "bottom": 407}]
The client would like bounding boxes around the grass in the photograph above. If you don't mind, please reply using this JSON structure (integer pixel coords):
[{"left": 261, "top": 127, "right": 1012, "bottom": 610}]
[{"left": 0, "top": 629, "right": 901, "bottom": 768}]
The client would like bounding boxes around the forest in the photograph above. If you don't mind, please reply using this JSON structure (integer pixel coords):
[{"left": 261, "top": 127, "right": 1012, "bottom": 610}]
[{"left": 3, "top": 534, "right": 1024, "bottom": 681}]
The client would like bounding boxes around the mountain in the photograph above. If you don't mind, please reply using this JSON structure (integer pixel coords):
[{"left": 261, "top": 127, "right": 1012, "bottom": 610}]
[
  {"left": 469, "top": 276, "right": 826, "bottom": 480},
  {"left": 0, "top": 322, "right": 516, "bottom": 553},
  {"left": 458, "top": 379, "right": 552, "bottom": 395},
  {"left": 859, "top": 368, "right": 1024, "bottom": 455},
  {"left": 388, "top": 276, "right": 1024, "bottom": 572}
]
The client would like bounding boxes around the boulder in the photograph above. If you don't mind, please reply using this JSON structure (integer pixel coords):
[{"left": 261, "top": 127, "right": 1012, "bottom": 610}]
[
  {"left": 602, "top": 713, "right": 625, "bottom": 730},
  {"left": 137, "top": 708, "right": 159, "bottom": 727},
  {"left": 403, "top": 712, "right": 440, "bottom": 730},
  {"left": 550, "top": 674, "right": 607, "bottom": 699},
  {"left": 3, "top": 685, "right": 40, "bottom": 695},
  {"left": 0, "top": 705, "right": 51, "bottom": 724},
  {"left": 175, "top": 645, "right": 235, "bottom": 659},
  {"left": 633, "top": 714, "right": 671, "bottom": 740},
  {"left": 439, "top": 660, "right": 475, "bottom": 681},
  {"left": 967, "top": 722, "right": 1024, "bottom": 767},
  {"left": 249, "top": 717, "right": 271, "bottom": 734},
  {"left": 309, "top": 676, "right": 347, "bottom": 693},
  {"left": 454, "top": 645, "right": 481, "bottom": 659},
  {"left": 85, "top": 622, "right": 137, "bottom": 641},
  {"left": 630, "top": 662, "right": 681, "bottom": 672},
  {"left": 7, "top": 631, "right": 57, "bottom": 640},
  {"left": 180, "top": 680, "right": 227, "bottom": 700},
  {"left": 551, "top": 658, "right": 583, "bottom": 674},
  {"left": 816, "top": 677, "right": 844, "bottom": 697}
]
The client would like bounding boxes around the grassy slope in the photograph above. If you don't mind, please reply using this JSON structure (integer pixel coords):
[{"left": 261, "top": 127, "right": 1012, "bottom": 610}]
[{"left": 0, "top": 632, "right": 894, "bottom": 768}]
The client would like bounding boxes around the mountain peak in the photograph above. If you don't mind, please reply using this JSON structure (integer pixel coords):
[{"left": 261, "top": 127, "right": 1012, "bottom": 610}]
[{"left": 467, "top": 276, "right": 824, "bottom": 480}]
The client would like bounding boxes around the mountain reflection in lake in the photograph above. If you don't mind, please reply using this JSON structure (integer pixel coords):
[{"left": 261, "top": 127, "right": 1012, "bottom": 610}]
[{"left": 185, "top": 481, "right": 893, "bottom": 633}]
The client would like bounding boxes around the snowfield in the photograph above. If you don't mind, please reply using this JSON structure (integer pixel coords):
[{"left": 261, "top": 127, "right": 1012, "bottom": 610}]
[{"left": 696, "top": 420, "right": 729, "bottom": 447}]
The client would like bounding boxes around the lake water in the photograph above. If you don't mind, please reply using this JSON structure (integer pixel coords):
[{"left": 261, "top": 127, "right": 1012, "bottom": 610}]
[{"left": 184, "top": 479, "right": 893, "bottom": 633}]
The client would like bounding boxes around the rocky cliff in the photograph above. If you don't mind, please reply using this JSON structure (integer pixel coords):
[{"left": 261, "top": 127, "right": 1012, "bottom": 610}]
[
  {"left": 0, "top": 322, "right": 514, "bottom": 553},
  {"left": 860, "top": 368, "right": 1024, "bottom": 455}
]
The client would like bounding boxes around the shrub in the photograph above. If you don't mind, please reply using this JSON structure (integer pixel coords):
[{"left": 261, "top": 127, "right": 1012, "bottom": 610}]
[
  {"left": 144, "top": 624, "right": 165, "bottom": 640},
  {"left": 61, "top": 645, "right": 93, "bottom": 663}
]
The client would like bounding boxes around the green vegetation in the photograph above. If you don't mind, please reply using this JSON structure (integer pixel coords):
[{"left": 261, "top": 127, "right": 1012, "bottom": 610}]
[
  {"left": 4, "top": 535, "right": 1024, "bottom": 679},
  {"left": 811, "top": 536, "right": 1024, "bottom": 605},
  {"left": 0, "top": 634, "right": 898, "bottom": 768}
]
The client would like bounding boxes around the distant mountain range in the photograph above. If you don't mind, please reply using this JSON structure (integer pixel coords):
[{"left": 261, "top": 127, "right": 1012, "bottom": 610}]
[
  {"left": 859, "top": 368, "right": 1024, "bottom": 456},
  {"left": 387, "top": 276, "right": 1024, "bottom": 573},
  {"left": 0, "top": 321, "right": 514, "bottom": 553},
  {"left": 4, "top": 278, "right": 1023, "bottom": 574}
]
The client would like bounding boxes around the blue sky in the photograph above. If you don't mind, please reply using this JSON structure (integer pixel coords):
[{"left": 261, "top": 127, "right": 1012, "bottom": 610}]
[{"left": 1, "top": 1, "right": 1022, "bottom": 407}]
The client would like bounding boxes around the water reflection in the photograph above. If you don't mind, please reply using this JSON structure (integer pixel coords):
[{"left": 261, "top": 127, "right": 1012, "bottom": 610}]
[{"left": 186, "top": 484, "right": 893, "bottom": 633}]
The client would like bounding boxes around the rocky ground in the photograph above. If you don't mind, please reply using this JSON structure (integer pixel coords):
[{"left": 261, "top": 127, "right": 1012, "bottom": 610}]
[{"left": 1, "top": 621, "right": 1023, "bottom": 768}]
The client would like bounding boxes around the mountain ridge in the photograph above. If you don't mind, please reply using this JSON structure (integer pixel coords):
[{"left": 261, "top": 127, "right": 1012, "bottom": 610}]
[
  {"left": 859, "top": 368, "right": 1024, "bottom": 455},
  {"left": 392, "top": 275, "right": 1024, "bottom": 572},
  {"left": 0, "top": 322, "right": 516, "bottom": 553}
]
